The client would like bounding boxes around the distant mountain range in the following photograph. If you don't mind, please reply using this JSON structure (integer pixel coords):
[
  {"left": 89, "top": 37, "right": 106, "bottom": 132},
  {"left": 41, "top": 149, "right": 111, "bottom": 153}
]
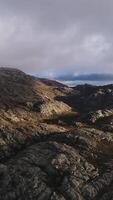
[{"left": 55, "top": 73, "right": 113, "bottom": 81}]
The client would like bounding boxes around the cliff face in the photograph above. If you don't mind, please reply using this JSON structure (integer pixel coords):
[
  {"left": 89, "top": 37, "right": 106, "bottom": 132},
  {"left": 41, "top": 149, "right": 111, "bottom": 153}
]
[{"left": 0, "top": 68, "right": 113, "bottom": 199}]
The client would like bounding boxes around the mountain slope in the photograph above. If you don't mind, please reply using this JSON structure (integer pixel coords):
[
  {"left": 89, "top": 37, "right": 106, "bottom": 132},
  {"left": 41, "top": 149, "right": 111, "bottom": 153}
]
[{"left": 0, "top": 68, "right": 113, "bottom": 199}]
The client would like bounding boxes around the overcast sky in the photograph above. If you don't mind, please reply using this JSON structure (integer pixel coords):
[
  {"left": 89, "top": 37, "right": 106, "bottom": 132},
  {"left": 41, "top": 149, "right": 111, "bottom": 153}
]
[{"left": 0, "top": 0, "right": 113, "bottom": 76}]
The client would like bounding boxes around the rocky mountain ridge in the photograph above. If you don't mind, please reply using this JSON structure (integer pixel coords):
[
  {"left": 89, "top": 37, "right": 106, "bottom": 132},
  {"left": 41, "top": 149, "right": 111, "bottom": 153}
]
[{"left": 0, "top": 68, "right": 113, "bottom": 199}]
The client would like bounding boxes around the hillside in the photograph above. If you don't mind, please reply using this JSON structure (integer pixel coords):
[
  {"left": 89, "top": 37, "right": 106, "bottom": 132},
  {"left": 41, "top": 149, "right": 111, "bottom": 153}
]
[{"left": 0, "top": 68, "right": 113, "bottom": 199}]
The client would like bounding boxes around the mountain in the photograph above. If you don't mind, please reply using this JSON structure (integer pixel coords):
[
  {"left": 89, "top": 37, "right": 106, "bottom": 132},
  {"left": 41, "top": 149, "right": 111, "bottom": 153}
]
[{"left": 0, "top": 68, "right": 113, "bottom": 199}]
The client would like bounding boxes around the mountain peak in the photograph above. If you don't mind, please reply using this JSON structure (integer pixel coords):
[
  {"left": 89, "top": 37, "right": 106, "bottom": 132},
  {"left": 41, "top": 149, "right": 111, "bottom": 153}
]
[{"left": 0, "top": 67, "right": 26, "bottom": 77}]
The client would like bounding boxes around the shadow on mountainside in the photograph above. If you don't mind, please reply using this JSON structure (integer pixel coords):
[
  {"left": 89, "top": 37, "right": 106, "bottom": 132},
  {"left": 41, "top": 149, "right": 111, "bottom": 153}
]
[{"left": 56, "top": 84, "right": 113, "bottom": 112}]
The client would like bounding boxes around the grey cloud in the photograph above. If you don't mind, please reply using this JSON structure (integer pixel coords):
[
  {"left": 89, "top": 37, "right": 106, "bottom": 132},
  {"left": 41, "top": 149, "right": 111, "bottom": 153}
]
[{"left": 0, "top": 0, "right": 113, "bottom": 74}]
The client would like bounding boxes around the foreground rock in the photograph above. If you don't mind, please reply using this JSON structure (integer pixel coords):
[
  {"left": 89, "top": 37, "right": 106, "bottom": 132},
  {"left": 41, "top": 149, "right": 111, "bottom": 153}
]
[{"left": 0, "top": 141, "right": 98, "bottom": 200}]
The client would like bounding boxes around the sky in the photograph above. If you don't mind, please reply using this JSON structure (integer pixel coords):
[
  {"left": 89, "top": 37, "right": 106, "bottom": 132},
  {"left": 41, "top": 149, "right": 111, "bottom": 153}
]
[{"left": 0, "top": 0, "right": 113, "bottom": 77}]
